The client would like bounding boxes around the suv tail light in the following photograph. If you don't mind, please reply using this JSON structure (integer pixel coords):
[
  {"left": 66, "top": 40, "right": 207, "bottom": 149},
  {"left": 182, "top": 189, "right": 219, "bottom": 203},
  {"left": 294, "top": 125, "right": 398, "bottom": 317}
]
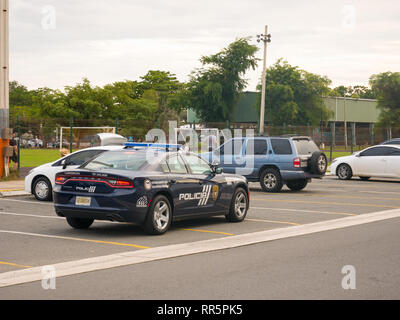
[{"left": 293, "top": 157, "right": 301, "bottom": 168}]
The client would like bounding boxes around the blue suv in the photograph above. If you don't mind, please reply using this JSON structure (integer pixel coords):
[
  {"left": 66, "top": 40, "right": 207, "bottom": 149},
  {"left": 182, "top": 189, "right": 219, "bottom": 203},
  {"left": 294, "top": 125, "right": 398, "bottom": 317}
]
[{"left": 201, "top": 136, "right": 327, "bottom": 192}]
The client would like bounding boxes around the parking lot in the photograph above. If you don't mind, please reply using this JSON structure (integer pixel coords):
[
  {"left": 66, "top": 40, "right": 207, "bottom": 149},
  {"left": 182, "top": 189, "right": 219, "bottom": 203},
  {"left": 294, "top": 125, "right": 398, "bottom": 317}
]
[{"left": 0, "top": 175, "right": 399, "bottom": 279}]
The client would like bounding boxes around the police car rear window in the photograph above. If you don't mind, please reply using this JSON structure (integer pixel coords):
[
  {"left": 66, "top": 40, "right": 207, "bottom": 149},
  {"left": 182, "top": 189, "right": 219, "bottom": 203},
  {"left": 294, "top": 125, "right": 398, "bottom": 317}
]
[{"left": 82, "top": 151, "right": 148, "bottom": 171}]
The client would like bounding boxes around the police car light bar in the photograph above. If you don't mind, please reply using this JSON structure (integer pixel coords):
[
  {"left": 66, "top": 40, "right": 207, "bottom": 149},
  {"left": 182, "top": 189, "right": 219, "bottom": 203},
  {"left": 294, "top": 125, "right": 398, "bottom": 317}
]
[{"left": 124, "top": 142, "right": 182, "bottom": 150}]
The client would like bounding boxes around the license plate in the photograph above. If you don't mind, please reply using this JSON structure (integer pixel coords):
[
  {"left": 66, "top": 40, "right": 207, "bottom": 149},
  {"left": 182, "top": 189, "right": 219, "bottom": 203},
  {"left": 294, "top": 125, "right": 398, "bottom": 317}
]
[{"left": 75, "top": 196, "right": 91, "bottom": 206}]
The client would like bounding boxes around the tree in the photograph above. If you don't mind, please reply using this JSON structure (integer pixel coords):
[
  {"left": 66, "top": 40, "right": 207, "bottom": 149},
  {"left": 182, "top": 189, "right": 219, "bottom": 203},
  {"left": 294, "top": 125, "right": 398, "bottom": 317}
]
[
  {"left": 328, "top": 85, "right": 376, "bottom": 99},
  {"left": 187, "top": 38, "right": 259, "bottom": 122},
  {"left": 369, "top": 72, "right": 400, "bottom": 126},
  {"left": 257, "top": 59, "right": 332, "bottom": 126},
  {"left": 139, "top": 70, "right": 184, "bottom": 129}
]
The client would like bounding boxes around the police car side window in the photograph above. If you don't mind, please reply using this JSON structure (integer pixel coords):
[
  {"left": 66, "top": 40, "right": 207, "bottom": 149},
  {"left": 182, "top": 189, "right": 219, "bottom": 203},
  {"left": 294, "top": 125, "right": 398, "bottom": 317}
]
[
  {"left": 184, "top": 154, "right": 212, "bottom": 174},
  {"left": 64, "top": 150, "right": 104, "bottom": 166},
  {"left": 166, "top": 155, "right": 187, "bottom": 174},
  {"left": 160, "top": 161, "right": 170, "bottom": 173}
]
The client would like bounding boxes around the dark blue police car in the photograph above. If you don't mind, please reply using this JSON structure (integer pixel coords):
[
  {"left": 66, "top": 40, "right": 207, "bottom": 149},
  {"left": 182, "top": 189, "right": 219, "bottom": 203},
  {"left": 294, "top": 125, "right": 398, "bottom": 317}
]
[{"left": 53, "top": 143, "right": 249, "bottom": 235}]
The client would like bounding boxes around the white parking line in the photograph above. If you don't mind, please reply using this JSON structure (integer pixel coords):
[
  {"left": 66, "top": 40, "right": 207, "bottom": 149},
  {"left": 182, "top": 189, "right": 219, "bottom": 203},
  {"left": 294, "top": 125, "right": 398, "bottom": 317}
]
[
  {"left": 0, "top": 198, "right": 53, "bottom": 205},
  {"left": 1, "top": 208, "right": 399, "bottom": 288},
  {"left": 250, "top": 206, "right": 355, "bottom": 216}
]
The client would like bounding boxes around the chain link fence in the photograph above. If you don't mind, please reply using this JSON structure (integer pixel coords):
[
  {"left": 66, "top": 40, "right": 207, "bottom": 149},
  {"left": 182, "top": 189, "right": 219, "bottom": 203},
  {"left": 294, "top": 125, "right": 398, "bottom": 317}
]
[{"left": 7, "top": 117, "right": 399, "bottom": 172}]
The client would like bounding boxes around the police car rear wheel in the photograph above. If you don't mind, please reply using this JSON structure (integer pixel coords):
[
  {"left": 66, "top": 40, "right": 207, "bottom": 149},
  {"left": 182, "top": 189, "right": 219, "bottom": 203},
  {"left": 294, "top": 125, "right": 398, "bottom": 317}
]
[
  {"left": 226, "top": 187, "right": 248, "bottom": 222},
  {"left": 66, "top": 217, "right": 94, "bottom": 229},
  {"left": 143, "top": 195, "right": 172, "bottom": 235}
]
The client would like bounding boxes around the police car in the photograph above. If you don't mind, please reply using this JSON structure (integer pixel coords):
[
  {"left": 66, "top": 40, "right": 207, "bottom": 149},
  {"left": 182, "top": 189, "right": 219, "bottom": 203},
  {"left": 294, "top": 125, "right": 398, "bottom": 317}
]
[{"left": 53, "top": 143, "right": 249, "bottom": 235}]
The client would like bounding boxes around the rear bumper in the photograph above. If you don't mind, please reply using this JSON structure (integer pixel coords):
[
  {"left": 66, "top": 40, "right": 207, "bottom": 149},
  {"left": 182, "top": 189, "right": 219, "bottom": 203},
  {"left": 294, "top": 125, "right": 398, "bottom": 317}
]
[
  {"left": 53, "top": 187, "right": 148, "bottom": 224},
  {"left": 280, "top": 170, "right": 324, "bottom": 181}
]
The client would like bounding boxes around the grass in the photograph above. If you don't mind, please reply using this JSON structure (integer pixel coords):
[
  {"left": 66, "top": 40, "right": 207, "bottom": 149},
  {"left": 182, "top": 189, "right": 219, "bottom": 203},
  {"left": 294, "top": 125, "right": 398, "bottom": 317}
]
[
  {"left": 20, "top": 149, "right": 61, "bottom": 167},
  {"left": 19, "top": 148, "right": 79, "bottom": 167}
]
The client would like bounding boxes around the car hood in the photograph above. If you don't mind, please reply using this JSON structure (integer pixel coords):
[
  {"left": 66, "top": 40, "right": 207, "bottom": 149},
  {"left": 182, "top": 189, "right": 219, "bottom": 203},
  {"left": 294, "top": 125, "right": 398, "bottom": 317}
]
[
  {"left": 29, "top": 162, "right": 53, "bottom": 173},
  {"left": 333, "top": 155, "right": 355, "bottom": 163}
]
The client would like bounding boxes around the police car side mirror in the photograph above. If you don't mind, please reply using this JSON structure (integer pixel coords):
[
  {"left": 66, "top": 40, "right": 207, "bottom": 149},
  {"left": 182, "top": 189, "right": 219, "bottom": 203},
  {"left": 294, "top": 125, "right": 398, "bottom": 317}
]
[
  {"left": 215, "top": 167, "right": 223, "bottom": 174},
  {"left": 61, "top": 159, "right": 69, "bottom": 169}
]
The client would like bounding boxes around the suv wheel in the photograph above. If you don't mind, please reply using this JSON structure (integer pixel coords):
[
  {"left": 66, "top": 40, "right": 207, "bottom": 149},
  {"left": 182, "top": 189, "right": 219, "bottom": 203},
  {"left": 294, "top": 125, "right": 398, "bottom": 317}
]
[
  {"left": 66, "top": 217, "right": 94, "bottom": 229},
  {"left": 143, "top": 195, "right": 172, "bottom": 235},
  {"left": 286, "top": 179, "right": 308, "bottom": 191},
  {"left": 260, "top": 168, "right": 283, "bottom": 192},
  {"left": 310, "top": 151, "right": 328, "bottom": 175},
  {"left": 33, "top": 177, "right": 52, "bottom": 201},
  {"left": 226, "top": 187, "right": 249, "bottom": 222},
  {"left": 337, "top": 163, "right": 353, "bottom": 180}
]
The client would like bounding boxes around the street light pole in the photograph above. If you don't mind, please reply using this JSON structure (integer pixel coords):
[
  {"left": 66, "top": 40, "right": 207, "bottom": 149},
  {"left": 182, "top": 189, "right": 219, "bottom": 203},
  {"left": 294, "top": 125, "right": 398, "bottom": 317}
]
[
  {"left": 257, "top": 26, "right": 271, "bottom": 136},
  {"left": 344, "top": 93, "right": 347, "bottom": 150},
  {"left": 0, "top": 0, "right": 9, "bottom": 178}
]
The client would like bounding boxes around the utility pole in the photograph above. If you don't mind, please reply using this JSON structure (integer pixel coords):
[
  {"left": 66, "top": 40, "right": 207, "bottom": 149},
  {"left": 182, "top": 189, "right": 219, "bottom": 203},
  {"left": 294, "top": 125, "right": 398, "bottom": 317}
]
[
  {"left": 344, "top": 94, "right": 347, "bottom": 150},
  {"left": 257, "top": 26, "right": 271, "bottom": 136},
  {"left": 0, "top": 0, "right": 10, "bottom": 178}
]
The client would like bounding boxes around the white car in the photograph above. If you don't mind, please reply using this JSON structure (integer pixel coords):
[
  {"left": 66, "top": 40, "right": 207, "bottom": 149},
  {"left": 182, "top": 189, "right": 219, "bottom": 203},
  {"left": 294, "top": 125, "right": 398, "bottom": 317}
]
[
  {"left": 25, "top": 145, "right": 124, "bottom": 201},
  {"left": 330, "top": 145, "right": 400, "bottom": 181}
]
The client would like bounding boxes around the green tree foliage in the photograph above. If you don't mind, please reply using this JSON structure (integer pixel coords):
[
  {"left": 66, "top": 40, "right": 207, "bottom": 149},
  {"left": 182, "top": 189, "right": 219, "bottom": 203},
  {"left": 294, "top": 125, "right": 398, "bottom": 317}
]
[
  {"left": 257, "top": 59, "right": 332, "bottom": 126},
  {"left": 187, "top": 38, "right": 259, "bottom": 122},
  {"left": 370, "top": 72, "right": 400, "bottom": 126},
  {"left": 139, "top": 70, "right": 185, "bottom": 128},
  {"left": 328, "top": 85, "right": 376, "bottom": 99}
]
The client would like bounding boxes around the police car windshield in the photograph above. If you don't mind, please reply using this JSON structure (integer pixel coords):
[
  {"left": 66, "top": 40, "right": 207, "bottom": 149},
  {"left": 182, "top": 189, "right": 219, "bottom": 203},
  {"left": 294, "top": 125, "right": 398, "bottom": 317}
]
[{"left": 82, "top": 151, "right": 149, "bottom": 171}]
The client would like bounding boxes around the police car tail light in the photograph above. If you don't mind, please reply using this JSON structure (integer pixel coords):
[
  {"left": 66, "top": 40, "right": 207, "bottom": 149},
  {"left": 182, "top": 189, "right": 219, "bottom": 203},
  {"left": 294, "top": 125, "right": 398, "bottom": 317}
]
[
  {"left": 107, "top": 179, "right": 133, "bottom": 188},
  {"left": 55, "top": 176, "right": 68, "bottom": 184},
  {"left": 293, "top": 157, "right": 301, "bottom": 168}
]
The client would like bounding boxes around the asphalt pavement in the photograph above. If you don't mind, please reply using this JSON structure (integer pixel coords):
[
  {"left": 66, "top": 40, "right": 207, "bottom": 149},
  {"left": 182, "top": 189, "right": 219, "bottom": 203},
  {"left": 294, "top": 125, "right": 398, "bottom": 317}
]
[{"left": 0, "top": 176, "right": 399, "bottom": 299}]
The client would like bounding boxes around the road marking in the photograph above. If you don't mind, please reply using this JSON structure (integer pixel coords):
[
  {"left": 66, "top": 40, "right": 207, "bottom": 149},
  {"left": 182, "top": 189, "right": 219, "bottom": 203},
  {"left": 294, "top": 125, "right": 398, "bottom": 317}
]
[
  {"left": 0, "top": 230, "right": 150, "bottom": 249},
  {"left": 0, "top": 211, "right": 118, "bottom": 224},
  {"left": 0, "top": 198, "right": 53, "bottom": 205},
  {"left": 1, "top": 208, "right": 400, "bottom": 288},
  {"left": 252, "top": 192, "right": 400, "bottom": 202},
  {"left": 0, "top": 261, "right": 32, "bottom": 269},
  {"left": 246, "top": 218, "right": 301, "bottom": 226},
  {"left": 359, "top": 190, "right": 400, "bottom": 195},
  {"left": 0, "top": 211, "right": 63, "bottom": 219},
  {"left": 250, "top": 206, "right": 356, "bottom": 216},
  {"left": 181, "top": 228, "right": 234, "bottom": 236},
  {"left": 252, "top": 198, "right": 400, "bottom": 209}
]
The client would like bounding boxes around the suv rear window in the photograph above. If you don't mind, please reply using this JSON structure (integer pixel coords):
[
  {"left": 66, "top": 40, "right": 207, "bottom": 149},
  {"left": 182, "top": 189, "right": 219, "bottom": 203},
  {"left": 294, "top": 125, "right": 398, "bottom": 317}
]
[
  {"left": 293, "top": 139, "right": 319, "bottom": 155},
  {"left": 271, "top": 139, "right": 292, "bottom": 155}
]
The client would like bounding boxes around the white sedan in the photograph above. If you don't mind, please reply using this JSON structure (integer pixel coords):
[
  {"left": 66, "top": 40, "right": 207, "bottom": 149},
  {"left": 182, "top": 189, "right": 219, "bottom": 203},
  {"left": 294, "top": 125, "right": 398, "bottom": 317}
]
[
  {"left": 25, "top": 145, "right": 124, "bottom": 201},
  {"left": 330, "top": 145, "right": 400, "bottom": 181}
]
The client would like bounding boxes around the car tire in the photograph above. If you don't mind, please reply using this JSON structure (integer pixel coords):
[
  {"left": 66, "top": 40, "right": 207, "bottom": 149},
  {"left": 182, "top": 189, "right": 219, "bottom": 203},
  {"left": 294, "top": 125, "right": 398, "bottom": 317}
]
[
  {"left": 337, "top": 163, "right": 353, "bottom": 180},
  {"left": 66, "top": 217, "right": 94, "bottom": 229},
  {"left": 260, "top": 168, "right": 283, "bottom": 192},
  {"left": 143, "top": 195, "right": 172, "bottom": 235},
  {"left": 33, "top": 177, "right": 53, "bottom": 201},
  {"left": 360, "top": 176, "right": 370, "bottom": 181},
  {"left": 286, "top": 179, "right": 308, "bottom": 191},
  {"left": 310, "top": 151, "right": 328, "bottom": 175},
  {"left": 226, "top": 187, "right": 249, "bottom": 222}
]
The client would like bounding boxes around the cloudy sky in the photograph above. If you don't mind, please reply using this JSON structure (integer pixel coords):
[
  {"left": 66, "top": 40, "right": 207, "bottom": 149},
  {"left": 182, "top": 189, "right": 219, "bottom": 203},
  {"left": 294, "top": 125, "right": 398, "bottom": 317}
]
[{"left": 9, "top": 0, "right": 400, "bottom": 91}]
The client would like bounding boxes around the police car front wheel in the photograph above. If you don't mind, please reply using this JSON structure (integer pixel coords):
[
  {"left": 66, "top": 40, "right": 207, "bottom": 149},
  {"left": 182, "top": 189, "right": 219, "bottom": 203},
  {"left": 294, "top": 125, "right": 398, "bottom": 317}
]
[{"left": 143, "top": 195, "right": 172, "bottom": 235}]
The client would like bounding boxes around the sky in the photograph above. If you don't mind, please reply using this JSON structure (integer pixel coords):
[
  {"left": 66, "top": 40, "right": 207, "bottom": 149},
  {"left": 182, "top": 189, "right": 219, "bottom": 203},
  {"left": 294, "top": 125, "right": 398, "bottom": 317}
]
[{"left": 8, "top": 0, "right": 400, "bottom": 91}]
